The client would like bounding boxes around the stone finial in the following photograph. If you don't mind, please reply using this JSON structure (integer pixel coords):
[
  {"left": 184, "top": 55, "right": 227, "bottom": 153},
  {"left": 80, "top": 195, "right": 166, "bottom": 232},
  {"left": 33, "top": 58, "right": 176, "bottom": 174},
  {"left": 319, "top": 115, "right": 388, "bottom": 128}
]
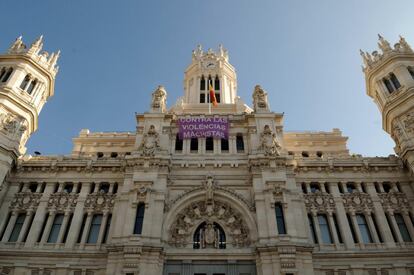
[
  {"left": 27, "top": 35, "right": 44, "bottom": 55},
  {"left": 399, "top": 35, "right": 413, "bottom": 53},
  {"left": 8, "top": 36, "right": 26, "bottom": 54},
  {"left": 252, "top": 85, "right": 269, "bottom": 112},
  {"left": 150, "top": 85, "right": 167, "bottom": 113},
  {"left": 377, "top": 34, "right": 392, "bottom": 53}
]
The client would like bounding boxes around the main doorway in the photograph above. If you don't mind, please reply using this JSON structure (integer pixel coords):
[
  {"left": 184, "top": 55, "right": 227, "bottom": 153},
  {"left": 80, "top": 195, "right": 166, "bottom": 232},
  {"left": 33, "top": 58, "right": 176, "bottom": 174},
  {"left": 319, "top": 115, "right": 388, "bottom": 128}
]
[{"left": 163, "top": 260, "right": 256, "bottom": 275}]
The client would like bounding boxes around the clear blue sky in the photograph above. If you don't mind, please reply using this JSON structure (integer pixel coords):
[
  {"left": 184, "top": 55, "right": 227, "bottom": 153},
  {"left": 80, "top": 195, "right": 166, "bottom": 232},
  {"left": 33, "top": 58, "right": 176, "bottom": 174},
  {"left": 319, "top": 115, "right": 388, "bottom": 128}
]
[{"left": 1, "top": 0, "right": 414, "bottom": 156}]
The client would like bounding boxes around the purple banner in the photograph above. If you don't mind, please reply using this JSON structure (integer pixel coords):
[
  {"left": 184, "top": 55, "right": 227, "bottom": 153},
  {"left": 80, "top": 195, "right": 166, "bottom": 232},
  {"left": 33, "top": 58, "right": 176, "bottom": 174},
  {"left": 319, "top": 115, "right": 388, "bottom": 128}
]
[{"left": 178, "top": 117, "right": 229, "bottom": 139}]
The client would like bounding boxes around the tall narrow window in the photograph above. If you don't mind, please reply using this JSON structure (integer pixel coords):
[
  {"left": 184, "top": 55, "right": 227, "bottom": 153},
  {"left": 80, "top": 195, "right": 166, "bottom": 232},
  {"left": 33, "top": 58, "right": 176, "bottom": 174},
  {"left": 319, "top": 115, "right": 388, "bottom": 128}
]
[
  {"left": 318, "top": 214, "right": 333, "bottom": 244},
  {"left": 37, "top": 213, "right": 48, "bottom": 242},
  {"left": 87, "top": 214, "right": 102, "bottom": 244},
  {"left": 175, "top": 134, "right": 183, "bottom": 152},
  {"left": 103, "top": 214, "right": 112, "bottom": 243},
  {"left": 77, "top": 214, "right": 87, "bottom": 243},
  {"left": 205, "top": 137, "right": 214, "bottom": 152},
  {"left": 408, "top": 66, "right": 414, "bottom": 79},
  {"left": 371, "top": 214, "right": 383, "bottom": 243},
  {"left": 47, "top": 214, "right": 64, "bottom": 243},
  {"left": 1, "top": 68, "right": 13, "bottom": 83},
  {"left": 200, "top": 93, "right": 205, "bottom": 103},
  {"left": 221, "top": 138, "right": 229, "bottom": 152},
  {"left": 347, "top": 214, "right": 357, "bottom": 243},
  {"left": 133, "top": 203, "right": 145, "bottom": 235},
  {"left": 200, "top": 76, "right": 206, "bottom": 90},
  {"left": 275, "top": 203, "right": 286, "bottom": 234},
  {"left": 62, "top": 213, "right": 73, "bottom": 243},
  {"left": 332, "top": 214, "right": 343, "bottom": 243},
  {"left": 395, "top": 214, "right": 412, "bottom": 242},
  {"left": 214, "top": 76, "right": 220, "bottom": 90},
  {"left": 22, "top": 214, "right": 34, "bottom": 243},
  {"left": 236, "top": 134, "right": 244, "bottom": 152},
  {"left": 383, "top": 78, "right": 394, "bottom": 93},
  {"left": 390, "top": 73, "right": 401, "bottom": 90},
  {"left": 190, "top": 138, "right": 198, "bottom": 152},
  {"left": 385, "top": 213, "right": 398, "bottom": 242},
  {"left": 308, "top": 214, "right": 318, "bottom": 243},
  {"left": 215, "top": 92, "right": 220, "bottom": 103},
  {"left": 20, "top": 75, "right": 30, "bottom": 90},
  {"left": 9, "top": 213, "right": 26, "bottom": 242},
  {"left": 356, "top": 214, "right": 372, "bottom": 243},
  {"left": 26, "top": 79, "right": 37, "bottom": 94}
]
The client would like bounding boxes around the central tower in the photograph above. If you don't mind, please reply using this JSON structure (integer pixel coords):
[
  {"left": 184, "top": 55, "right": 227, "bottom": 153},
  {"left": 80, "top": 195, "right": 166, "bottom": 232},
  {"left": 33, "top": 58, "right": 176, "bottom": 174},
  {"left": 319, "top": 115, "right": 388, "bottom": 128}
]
[{"left": 173, "top": 45, "right": 251, "bottom": 114}]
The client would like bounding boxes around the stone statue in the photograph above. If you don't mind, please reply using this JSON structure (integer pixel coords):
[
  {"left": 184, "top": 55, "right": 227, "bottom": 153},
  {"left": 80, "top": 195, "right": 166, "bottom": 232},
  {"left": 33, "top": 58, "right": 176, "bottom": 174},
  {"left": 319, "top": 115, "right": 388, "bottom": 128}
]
[
  {"left": 201, "top": 222, "right": 218, "bottom": 248},
  {"left": 252, "top": 85, "right": 269, "bottom": 112},
  {"left": 205, "top": 175, "right": 215, "bottom": 202},
  {"left": 151, "top": 85, "right": 167, "bottom": 113},
  {"left": 260, "top": 125, "right": 281, "bottom": 156},
  {"left": 139, "top": 125, "right": 160, "bottom": 156}
]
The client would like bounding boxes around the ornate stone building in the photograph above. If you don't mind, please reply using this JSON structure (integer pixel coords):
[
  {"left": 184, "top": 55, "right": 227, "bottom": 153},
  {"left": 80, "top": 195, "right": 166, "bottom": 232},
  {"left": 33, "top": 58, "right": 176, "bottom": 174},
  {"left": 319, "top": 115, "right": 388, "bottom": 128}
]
[{"left": 0, "top": 35, "right": 414, "bottom": 275}]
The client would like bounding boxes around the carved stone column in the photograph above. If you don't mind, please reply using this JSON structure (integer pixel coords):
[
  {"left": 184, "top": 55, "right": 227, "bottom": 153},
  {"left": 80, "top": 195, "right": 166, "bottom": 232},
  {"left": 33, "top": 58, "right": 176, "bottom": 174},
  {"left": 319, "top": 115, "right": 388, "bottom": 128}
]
[
  {"left": 1, "top": 210, "right": 18, "bottom": 242},
  {"left": 386, "top": 211, "right": 403, "bottom": 243},
  {"left": 16, "top": 210, "right": 34, "bottom": 243},
  {"left": 55, "top": 210, "right": 71, "bottom": 246},
  {"left": 349, "top": 211, "right": 364, "bottom": 247},
  {"left": 364, "top": 211, "right": 380, "bottom": 244},
  {"left": 327, "top": 211, "right": 340, "bottom": 245},
  {"left": 79, "top": 211, "right": 93, "bottom": 248},
  {"left": 311, "top": 211, "right": 322, "bottom": 245},
  {"left": 96, "top": 210, "right": 109, "bottom": 247},
  {"left": 402, "top": 211, "right": 414, "bottom": 241},
  {"left": 39, "top": 210, "right": 56, "bottom": 245}
]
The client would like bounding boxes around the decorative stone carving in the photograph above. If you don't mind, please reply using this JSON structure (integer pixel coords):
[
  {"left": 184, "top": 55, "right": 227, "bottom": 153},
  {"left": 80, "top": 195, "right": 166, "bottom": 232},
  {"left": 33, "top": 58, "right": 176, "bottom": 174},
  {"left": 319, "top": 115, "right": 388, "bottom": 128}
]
[
  {"left": 138, "top": 125, "right": 160, "bottom": 156},
  {"left": 8, "top": 36, "right": 26, "bottom": 54},
  {"left": 260, "top": 125, "right": 281, "bottom": 156},
  {"left": 47, "top": 192, "right": 78, "bottom": 211},
  {"left": 378, "top": 192, "right": 409, "bottom": 212},
  {"left": 252, "top": 85, "right": 269, "bottom": 112},
  {"left": 84, "top": 193, "right": 115, "bottom": 211},
  {"left": 169, "top": 200, "right": 250, "bottom": 248},
  {"left": 200, "top": 222, "right": 220, "bottom": 248},
  {"left": 10, "top": 192, "right": 41, "bottom": 210},
  {"left": 342, "top": 192, "right": 373, "bottom": 212},
  {"left": 0, "top": 113, "right": 27, "bottom": 140},
  {"left": 204, "top": 174, "right": 216, "bottom": 202},
  {"left": 304, "top": 193, "right": 336, "bottom": 212},
  {"left": 151, "top": 85, "right": 167, "bottom": 113}
]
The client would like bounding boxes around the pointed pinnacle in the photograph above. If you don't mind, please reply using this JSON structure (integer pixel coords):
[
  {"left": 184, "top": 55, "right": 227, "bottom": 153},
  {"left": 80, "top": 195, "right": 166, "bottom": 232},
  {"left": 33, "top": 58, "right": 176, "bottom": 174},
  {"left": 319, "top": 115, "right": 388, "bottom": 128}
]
[{"left": 378, "top": 34, "right": 383, "bottom": 39}]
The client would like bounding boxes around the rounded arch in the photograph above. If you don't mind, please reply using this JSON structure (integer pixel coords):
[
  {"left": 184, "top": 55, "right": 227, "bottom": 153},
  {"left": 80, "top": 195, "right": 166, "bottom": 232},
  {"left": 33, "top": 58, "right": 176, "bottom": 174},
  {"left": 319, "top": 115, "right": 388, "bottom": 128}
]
[{"left": 162, "top": 189, "right": 257, "bottom": 248}]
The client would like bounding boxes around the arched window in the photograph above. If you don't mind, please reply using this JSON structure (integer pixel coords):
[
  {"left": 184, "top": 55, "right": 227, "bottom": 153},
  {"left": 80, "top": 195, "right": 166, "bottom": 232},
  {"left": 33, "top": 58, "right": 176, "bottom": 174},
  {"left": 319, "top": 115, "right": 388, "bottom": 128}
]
[
  {"left": 200, "top": 75, "right": 206, "bottom": 90},
  {"left": 133, "top": 203, "right": 145, "bottom": 235},
  {"left": 27, "top": 79, "right": 37, "bottom": 94},
  {"left": 20, "top": 74, "right": 31, "bottom": 90},
  {"left": 1, "top": 68, "right": 13, "bottom": 83},
  {"left": 193, "top": 222, "right": 226, "bottom": 249},
  {"left": 175, "top": 134, "right": 183, "bottom": 152}
]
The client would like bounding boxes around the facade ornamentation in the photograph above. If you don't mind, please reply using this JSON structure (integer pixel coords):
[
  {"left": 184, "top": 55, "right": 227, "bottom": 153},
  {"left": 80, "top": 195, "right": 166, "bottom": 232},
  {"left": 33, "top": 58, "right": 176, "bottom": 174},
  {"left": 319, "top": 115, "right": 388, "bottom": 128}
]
[
  {"left": 0, "top": 113, "right": 27, "bottom": 140},
  {"left": 260, "top": 125, "right": 281, "bottom": 156},
  {"left": 151, "top": 85, "right": 167, "bottom": 113},
  {"left": 84, "top": 193, "right": 116, "bottom": 211},
  {"left": 342, "top": 192, "right": 373, "bottom": 212},
  {"left": 204, "top": 174, "right": 215, "bottom": 202},
  {"left": 138, "top": 125, "right": 159, "bottom": 156},
  {"left": 378, "top": 192, "right": 409, "bottom": 212},
  {"left": 8, "top": 36, "right": 26, "bottom": 54},
  {"left": 169, "top": 200, "right": 250, "bottom": 248},
  {"left": 304, "top": 192, "right": 336, "bottom": 212},
  {"left": 199, "top": 222, "right": 220, "bottom": 248},
  {"left": 47, "top": 192, "right": 78, "bottom": 211},
  {"left": 10, "top": 192, "right": 41, "bottom": 210},
  {"left": 252, "top": 85, "right": 269, "bottom": 112}
]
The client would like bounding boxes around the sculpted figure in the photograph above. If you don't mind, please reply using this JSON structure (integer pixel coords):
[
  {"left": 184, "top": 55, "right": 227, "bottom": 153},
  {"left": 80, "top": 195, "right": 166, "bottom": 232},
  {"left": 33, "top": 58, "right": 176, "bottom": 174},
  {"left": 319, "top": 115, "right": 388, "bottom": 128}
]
[
  {"left": 205, "top": 175, "right": 215, "bottom": 202},
  {"left": 139, "top": 125, "right": 160, "bottom": 156},
  {"left": 260, "top": 125, "right": 281, "bottom": 156},
  {"left": 201, "top": 222, "right": 218, "bottom": 248},
  {"left": 252, "top": 85, "right": 269, "bottom": 111},
  {"left": 151, "top": 85, "right": 167, "bottom": 112}
]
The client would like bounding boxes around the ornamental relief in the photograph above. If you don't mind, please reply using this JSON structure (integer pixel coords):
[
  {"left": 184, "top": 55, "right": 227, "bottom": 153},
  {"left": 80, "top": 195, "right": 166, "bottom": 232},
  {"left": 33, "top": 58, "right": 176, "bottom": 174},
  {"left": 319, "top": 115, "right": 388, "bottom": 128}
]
[
  {"left": 342, "top": 192, "right": 373, "bottom": 212},
  {"left": 259, "top": 125, "right": 281, "bottom": 156},
  {"left": 84, "top": 193, "right": 116, "bottom": 211},
  {"left": 138, "top": 125, "right": 160, "bottom": 157},
  {"left": 169, "top": 199, "right": 250, "bottom": 248},
  {"left": 304, "top": 193, "right": 336, "bottom": 212},
  {"left": 48, "top": 192, "right": 78, "bottom": 211},
  {"left": 378, "top": 192, "right": 409, "bottom": 212},
  {"left": 0, "top": 112, "right": 28, "bottom": 141},
  {"left": 10, "top": 192, "right": 41, "bottom": 210}
]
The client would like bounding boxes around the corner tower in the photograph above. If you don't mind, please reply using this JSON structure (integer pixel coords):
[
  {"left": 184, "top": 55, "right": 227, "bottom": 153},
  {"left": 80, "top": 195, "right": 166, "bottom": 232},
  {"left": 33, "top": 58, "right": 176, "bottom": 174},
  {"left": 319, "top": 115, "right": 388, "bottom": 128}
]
[
  {"left": 172, "top": 45, "right": 251, "bottom": 114},
  {"left": 0, "top": 35, "right": 59, "bottom": 186},
  {"left": 362, "top": 35, "right": 414, "bottom": 173}
]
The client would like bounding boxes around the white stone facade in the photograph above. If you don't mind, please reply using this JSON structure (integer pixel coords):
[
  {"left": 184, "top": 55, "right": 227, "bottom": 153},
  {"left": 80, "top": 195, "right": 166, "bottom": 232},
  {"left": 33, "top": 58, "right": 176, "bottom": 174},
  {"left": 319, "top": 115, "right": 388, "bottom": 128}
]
[{"left": 0, "top": 37, "right": 413, "bottom": 275}]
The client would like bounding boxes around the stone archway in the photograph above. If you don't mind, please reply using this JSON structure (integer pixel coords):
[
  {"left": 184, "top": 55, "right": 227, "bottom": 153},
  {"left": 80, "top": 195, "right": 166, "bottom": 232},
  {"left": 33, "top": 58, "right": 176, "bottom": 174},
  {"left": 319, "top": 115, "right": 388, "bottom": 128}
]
[{"left": 168, "top": 199, "right": 251, "bottom": 248}]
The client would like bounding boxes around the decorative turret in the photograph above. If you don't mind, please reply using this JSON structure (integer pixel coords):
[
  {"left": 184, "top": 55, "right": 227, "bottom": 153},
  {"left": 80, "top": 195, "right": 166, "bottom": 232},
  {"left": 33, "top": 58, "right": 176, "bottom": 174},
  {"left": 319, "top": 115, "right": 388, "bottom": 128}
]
[
  {"left": 171, "top": 45, "right": 251, "bottom": 114},
  {"left": 0, "top": 35, "right": 60, "bottom": 188},
  {"left": 362, "top": 34, "right": 414, "bottom": 174}
]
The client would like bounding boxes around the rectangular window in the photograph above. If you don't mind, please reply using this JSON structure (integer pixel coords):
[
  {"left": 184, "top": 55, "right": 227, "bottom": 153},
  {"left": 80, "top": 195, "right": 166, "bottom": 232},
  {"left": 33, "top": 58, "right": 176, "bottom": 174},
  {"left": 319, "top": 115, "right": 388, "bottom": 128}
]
[
  {"left": 205, "top": 137, "right": 214, "bottom": 152},
  {"left": 103, "top": 214, "right": 112, "bottom": 243},
  {"left": 383, "top": 78, "right": 394, "bottom": 93},
  {"left": 63, "top": 183, "right": 73, "bottom": 193},
  {"left": 62, "top": 213, "right": 73, "bottom": 243},
  {"left": 47, "top": 214, "right": 64, "bottom": 243},
  {"left": 318, "top": 214, "right": 333, "bottom": 244},
  {"left": 390, "top": 73, "right": 401, "bottom": 90},
  {"left": 275, "top": 203, "right": 286, "bottom": 234},
  {"left": 215, "top": 93, "right": 220, "bottom": 103},
  {"left": 221, "top": 138, "right": 229, "bottom": 152},
  {"left": 236, "top": 134, "right": 244, "bottom": 152},
  {"left": 356, "top": 214, "right": 373, "bottom": 243},
  {"left": 310, "top": 183, "right": 320, "bottom": 193},
  {"left": 134, "top": 203, "right": 145, "bottom": 235},
  {"left": 308, "top": 214, "right": 318, "bottom": 243},
  {"left": 190, "top": 138, "right": 198, "bottom": 152},
  {"left": 9, "top": 213, "right": 26, "bottom": 242},
  {"left": 346, "top": 182, "right": 356, "bottom": 193},
  {"left": 395, "top": 214, "right": 412, "bottom": 242},
  {"left": 200, "top": 93, "right": 205, "bottom": 103},
  {"left": 175, "top": 134, "right": 183, "bottom": 151},
  {"left": 87, "top": 214, "right": 102, "bottom": 243},
  {"left": 99, "top": 183, "right": 110, "bottom": 193}
]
